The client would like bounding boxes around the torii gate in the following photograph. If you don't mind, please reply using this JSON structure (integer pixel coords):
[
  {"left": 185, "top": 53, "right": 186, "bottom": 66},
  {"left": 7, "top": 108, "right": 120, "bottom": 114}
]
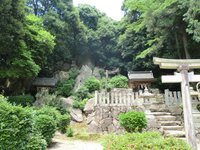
[{"left": 154, "top": 57, "right": 200, "bottom": 149}]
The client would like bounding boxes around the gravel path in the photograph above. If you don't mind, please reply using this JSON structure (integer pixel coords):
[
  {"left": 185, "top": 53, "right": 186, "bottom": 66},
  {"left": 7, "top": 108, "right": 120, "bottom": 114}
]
[{"left": 48, "top": 139, "right": 103, "bottom": 150}]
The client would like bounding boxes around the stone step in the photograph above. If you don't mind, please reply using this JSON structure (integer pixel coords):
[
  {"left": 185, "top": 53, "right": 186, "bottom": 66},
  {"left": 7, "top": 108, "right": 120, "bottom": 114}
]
[
  {"left": 146, "top": 112, "right": 171, "bottom": 116},
  {"left": 156, "top": 115, "right": 176, "bottom": 121},
  {"left": 159, "top": 121, "right": 182, "bottom": 126},
  {"left": 162, "top": 126, "right": 183, "bottom": 131},
  {"left": 164, "top": 130, "right": 185, "bottom": 137}
]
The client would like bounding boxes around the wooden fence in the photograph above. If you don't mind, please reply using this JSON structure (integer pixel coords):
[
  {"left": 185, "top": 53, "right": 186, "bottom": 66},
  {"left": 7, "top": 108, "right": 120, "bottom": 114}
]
[{"left": 95, "top": 89, "right": 140, "bottom": 106}]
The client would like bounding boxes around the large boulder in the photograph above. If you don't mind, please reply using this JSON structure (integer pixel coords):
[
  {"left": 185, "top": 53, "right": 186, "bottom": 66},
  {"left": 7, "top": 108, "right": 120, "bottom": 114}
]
[
  {"left": 70, "top": 108, "right": 83, "bottom": 123},
  {"left": 60, "top": 97, "right": 74, "bottom": 108},
  {"left": 87, "top": 120, "right": 99, "bottom": 133},
  {"left": 92, "top": 67, "right": 103, "bottom": 79},
  {"left": 84, "top": 98, "right": 95, "bottom": 115},
  {"left": 54, "top": 71, "right": 69, "bottom": 81},
  {"left": 73, "top": 65, "right": 93, "bottom": 92}
]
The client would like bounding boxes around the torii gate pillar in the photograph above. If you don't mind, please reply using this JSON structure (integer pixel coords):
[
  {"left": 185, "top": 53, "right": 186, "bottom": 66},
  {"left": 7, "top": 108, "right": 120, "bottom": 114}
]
[
  {"left": 154, "top": 57, "right": 200, "bottom": 150},
  {"left": 178, "top": 65, "right": 197, "bottom": 149}
]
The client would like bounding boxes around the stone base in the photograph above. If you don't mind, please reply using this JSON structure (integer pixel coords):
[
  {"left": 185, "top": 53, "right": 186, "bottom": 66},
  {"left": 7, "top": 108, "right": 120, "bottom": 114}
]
[{"left": 87, "top": 106, "right": 131, "bottom": 133}]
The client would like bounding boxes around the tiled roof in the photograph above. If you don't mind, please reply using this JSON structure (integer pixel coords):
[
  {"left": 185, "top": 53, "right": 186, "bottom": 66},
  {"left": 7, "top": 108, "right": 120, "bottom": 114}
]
[{"left": 128, "top": 71, "right": 154, "bottom": 81}]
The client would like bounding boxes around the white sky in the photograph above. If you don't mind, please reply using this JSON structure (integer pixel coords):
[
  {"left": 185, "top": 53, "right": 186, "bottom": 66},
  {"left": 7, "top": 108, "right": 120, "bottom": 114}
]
[{"left": 73, "top": 0, "right": 124, "bottom": 21}]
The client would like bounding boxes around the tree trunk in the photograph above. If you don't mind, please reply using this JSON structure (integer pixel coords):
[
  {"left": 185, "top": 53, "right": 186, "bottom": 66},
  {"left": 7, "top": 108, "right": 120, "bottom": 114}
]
[
  {"left": 175, "top": 32, "right": 181, "bottom": 59},
  {"left": 182, "top": 30, "right": 191, "bottom": 59},
  {"left": 33, "top": 0, "right": 38, "bottom": 16}
]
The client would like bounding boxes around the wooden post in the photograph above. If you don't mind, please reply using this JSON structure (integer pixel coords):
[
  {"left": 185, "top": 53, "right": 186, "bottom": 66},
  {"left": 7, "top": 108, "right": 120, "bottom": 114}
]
[{"left": 178, "top": 65, "right": 197, "bottom": 149}]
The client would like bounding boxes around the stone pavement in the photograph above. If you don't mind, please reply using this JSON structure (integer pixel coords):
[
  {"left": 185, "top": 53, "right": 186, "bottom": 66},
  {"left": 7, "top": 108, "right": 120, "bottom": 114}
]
[{"left": 48, "top": 139, "right": 103, "bottom": 150}]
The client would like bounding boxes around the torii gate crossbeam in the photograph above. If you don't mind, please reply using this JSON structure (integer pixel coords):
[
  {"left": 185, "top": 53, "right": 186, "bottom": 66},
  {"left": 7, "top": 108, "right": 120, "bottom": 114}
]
[{"left": 154, "top": 57, "right": 200, "bottom": 150}]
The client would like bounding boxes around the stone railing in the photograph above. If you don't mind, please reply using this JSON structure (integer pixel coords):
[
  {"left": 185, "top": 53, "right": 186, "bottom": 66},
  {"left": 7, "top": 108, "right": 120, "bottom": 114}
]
[
  {"left": 164, "top": 89, "right": 182, "bottom": 106},
  {"left": 95, "top": 89, "right": 140, "bottom": 106},
  {"left": 165, "top": 89, "right": 199, "bottom": 106}
]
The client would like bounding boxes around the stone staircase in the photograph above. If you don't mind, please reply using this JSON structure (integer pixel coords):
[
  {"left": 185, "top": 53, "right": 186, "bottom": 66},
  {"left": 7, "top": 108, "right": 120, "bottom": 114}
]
[
  {"left": 146, "top": 104, "right": 185, "bottom": 138},
  {"left": 147, "top": 110, "right": 185, "bottom": 138}
]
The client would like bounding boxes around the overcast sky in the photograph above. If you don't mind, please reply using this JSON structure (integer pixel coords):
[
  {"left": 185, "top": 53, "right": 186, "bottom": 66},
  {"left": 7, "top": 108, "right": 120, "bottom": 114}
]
[{"left": 73, "top": 0, "right": 124, "bottom": 21}]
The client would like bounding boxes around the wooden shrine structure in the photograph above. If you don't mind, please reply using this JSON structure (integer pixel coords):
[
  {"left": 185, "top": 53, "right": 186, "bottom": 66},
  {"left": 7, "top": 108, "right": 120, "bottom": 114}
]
[
  {"left": 128, "top": 71, "right": 155, "bottom": 90},
  {"left": 154, "top": 57, "right": 200, "bottom": 149}
]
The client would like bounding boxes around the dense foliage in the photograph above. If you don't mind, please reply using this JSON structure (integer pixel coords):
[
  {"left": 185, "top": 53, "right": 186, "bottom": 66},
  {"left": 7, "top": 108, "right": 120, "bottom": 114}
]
[
  {"left": 103, "top": 132, "right": 192, "bottom": 150},
  {"left": 56, "top": 68, "right": 79, "bottom": 97},
  {"left": 109, "top": 75, "right": 128, "bottom": 88},
  {"left": 8, "top": 95, "right": 35, "bottom": 106},
  {"left": 1, "top": 0, "right": 200, "bottom": 93},
  {"left": 118, "top": 111, "right": 147, "bottom": 132}
]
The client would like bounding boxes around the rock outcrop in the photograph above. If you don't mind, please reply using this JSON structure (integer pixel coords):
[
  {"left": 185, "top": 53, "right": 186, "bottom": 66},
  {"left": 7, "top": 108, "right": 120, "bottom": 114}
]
[
  {"left": 70, "top": 108, "right": 84, "bottom": 123},
  {"left": 60, "top": 97, "right": 74, "bottom": 108},
  {"left": 84, "top": 98, "right": 95, "bottom": 115}
]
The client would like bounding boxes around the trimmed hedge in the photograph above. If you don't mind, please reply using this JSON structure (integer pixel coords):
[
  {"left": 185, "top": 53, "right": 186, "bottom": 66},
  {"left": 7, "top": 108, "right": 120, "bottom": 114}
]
[
  {"left": 8, "top": 95, "right": 35, "bottom": 106},
  {"left": 0, "top": 96, "right": 70, "bottom": 148},
  {"left": 35, "top": 106, "right": 71, "bottom": 142},
  {"left": 119, "top": 111, "right": 147, "bottom": 132},
  {"left": 35, "top": 114, "right": 57, "bottom": 145},
  {"left": 26, "top": 134, "right": 47, "bottom": 150},
  {"left": 103, "top": 132, "right": 192, "bottom": 150},
  {"left": 0, "top": 96, "right": 47, "bottom": 150}
]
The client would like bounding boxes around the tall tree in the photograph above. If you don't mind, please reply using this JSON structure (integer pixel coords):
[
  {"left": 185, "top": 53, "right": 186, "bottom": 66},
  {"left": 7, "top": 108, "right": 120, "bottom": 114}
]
[
  {"left": 121, "top": 0, "right": 200, "bottom": 60},
  {"left": 0, "top": 0, "right": 39, "bottom": 78},
  {"left": 27, "top": 0, "right": 88, "bottom": 72},
  {"left": 0, "top": 0, "right": 55, "bottom": 94},
  {"left": 77, "top": 4, "right": 122, "bottom": 69}
]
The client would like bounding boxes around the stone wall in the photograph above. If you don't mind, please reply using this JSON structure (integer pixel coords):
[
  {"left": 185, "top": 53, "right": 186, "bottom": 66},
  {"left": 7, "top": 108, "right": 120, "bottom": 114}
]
[{"left": 86, "top": 106, "right": 132, "bottom": 134}]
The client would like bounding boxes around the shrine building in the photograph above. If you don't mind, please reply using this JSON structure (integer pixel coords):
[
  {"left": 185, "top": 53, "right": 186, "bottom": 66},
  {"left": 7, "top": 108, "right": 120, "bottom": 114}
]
[{"left": 128, "top": 71, "right": 155, "bottom": 90}]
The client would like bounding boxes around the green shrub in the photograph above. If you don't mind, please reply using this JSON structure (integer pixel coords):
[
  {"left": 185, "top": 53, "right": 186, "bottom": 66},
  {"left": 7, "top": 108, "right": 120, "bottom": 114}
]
[
  {"left": 103, "top": 132, "right": 192, "bottom": 150},
  {"left": 0, "top": 99, "right": 46, "bottom": 150},
  {"left": 68, "top": 68, "right": 79, "bottom": 79},
  {"left": 66, "top": 127, "right": 74, "bottom": 137},
  {"left": 35, "top": 114, "right": 57, "bottom": 145},
  {"left": 73, "top": 99, "right": 88, "bottom": 111},
  {"left": 57, "top": 114, "right": 71, "bottom": 133},
  {"left": 118, "top": 111, "right": 147, "bottom": 132},
  {"left": 99, "top": 70, "right": 105, "bottom": 78},
  {"left": 100, "top": 78, "right": 113, "bottom": 91},
  {"left": 35, "top": 106, "right": 61, "bottom": 121},
  {"left": 110, "top": 75, "right": 128, "bottom": 88},
  {"left": 26, "top": 134, "right": 47, "bottom": 150},
  {"left": 35, "top": 91, "right": 68, "bottom": 115},
  {"left": 56, "top": 79, "right": 75, "bottom": 97},
  {"left": 56, "top": 68, "right": 79, "bottom": 97},
  {"left": 48, "top": 96, "right": 68, "bottom": 115},
  {"left": 34, "top": 106, "right": 61, "bottom": 145},
  {"left": 84, "top": 77, "right": 100, "bottom": 92},
  {"left": 74, "top": 86, "right": 89, "bottom": 100},
  {"left": 8, "top": 95, "right": 35, "bottom": 106},
  {"left": 35, "top": 89, "right": 55, "bottom": 105}
]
